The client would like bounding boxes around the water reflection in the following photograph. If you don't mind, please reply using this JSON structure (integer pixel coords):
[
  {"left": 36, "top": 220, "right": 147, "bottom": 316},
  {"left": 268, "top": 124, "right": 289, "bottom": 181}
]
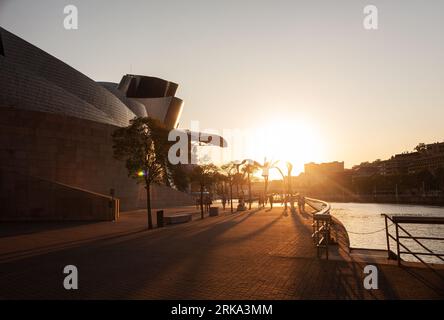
[{"left": 330, "top": 202, "right": 444, "bottom": 263}]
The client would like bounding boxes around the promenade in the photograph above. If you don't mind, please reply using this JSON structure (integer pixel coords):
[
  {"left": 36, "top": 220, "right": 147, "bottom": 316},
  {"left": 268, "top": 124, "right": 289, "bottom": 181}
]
[{"left": 0, "top": 206, "right": 443, "bottom": 299}]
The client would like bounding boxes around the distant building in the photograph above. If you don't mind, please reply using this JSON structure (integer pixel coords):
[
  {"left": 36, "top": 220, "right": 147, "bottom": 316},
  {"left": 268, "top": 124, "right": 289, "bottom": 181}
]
[
  {"left": 353, "top": 141, "right": 444, "bottom": 177},
  {"left": 381, "top": 153, "right": 418, "bottom": 175},
  {"left": 352, "top": 160, "right": 384, "bottom": 177},
  {"left": 304, "top": 161, "right": 344, "bottom": 176},
  {"left": 407, "top": 142, "right": 444, "bottom": 174}
]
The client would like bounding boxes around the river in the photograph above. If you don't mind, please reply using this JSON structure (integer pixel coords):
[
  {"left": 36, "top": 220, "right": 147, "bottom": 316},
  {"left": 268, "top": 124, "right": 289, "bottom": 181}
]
[{"left": 330, "top": 202, "right": 444, "bottom": 263}]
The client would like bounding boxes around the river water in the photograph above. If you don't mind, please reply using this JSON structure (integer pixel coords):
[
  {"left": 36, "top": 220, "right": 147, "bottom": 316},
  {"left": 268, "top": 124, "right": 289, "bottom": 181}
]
[{"left": 330, "top": 202, "right": 444, "bottom": 264}]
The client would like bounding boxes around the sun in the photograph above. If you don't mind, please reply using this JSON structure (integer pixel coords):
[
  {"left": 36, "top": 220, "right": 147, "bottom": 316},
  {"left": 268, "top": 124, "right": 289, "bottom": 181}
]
[
  {"left": 246, "top": 118, "right": 325, "bottom": 179},
  {"left": 195, "top": 116, "right": 325, "bottom": 179}
]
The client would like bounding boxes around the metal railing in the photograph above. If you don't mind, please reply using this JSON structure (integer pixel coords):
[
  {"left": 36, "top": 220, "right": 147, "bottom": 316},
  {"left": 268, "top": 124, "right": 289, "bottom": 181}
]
[
  {"left": 383, "top": 214, "right": 444, "bottom": 269},
  {"left": 306, "top": 197, "right": 332, "bottom": 259}
]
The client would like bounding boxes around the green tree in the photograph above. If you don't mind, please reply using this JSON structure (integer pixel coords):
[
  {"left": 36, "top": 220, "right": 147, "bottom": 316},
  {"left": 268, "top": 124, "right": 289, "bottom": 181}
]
[{"left": 112, "top": 117, "right": 176, "bottom": 229}]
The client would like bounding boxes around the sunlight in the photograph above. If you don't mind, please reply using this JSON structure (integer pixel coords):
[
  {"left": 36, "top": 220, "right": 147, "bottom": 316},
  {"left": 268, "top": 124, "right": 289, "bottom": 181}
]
[{"left": 246, "top": 117, "right": 325, "bottom": 179}]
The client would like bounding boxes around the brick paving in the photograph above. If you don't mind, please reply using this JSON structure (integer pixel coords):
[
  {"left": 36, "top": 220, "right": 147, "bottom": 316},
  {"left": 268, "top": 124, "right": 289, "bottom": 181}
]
[{"left": 0, "top": 206, "right": 443, "bottom": 299}]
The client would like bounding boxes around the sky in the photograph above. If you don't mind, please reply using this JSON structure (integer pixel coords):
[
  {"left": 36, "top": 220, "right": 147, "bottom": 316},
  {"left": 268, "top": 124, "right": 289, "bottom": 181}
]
[{"left": 1, "top": 0, "right": 443, "bottom": 174}]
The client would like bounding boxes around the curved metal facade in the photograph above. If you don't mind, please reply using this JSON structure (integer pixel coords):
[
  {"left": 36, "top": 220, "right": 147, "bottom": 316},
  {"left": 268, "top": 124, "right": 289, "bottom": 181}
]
[
  {"left": 0, "top": 27, "right": 183, "bottom": 128},
  {"left": 0, "top": 27, "right": 193, "bottom": 220}
]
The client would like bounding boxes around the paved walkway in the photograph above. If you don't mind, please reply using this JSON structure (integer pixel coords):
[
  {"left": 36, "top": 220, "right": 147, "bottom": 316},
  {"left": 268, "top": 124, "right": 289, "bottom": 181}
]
[{"left": 0, "top": 206, "right": 443, "bottom": 299}]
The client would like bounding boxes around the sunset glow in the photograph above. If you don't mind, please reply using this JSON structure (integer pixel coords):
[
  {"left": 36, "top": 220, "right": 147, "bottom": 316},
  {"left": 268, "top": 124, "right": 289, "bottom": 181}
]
[
  {"left": 246, "top": 118, "right": 325, "bottom": 178},
  {"left": 1, "top": 0, "right": 443, "bottom": 303}
]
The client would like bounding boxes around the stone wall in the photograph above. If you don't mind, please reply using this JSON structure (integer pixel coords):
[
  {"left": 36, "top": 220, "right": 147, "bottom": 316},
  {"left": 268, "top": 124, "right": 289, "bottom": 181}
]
[{"left": 0, "top": 169, "right": 119, "bottom": 221}]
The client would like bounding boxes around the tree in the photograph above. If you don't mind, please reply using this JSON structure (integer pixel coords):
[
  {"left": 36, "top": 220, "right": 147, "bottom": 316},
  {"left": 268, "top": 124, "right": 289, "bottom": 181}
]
[
  {"left": 256, "top": 159, "right": 279, "bottom": 202},
  {"left": 220, "top": 162, "right": 237, "bottom": 213},
  {"left": 242, "top": 161, "right": 260, "bottom": 209},
  {"left": 112, "top": 117, "right": 175, "bottom": 229},
  {"left": 415, "top": 143, "right": 426, "bottom": 153},
  {"left": 189, "top": 164, "right": 219, "bottom": 219},
  {"left": 268, "top": 161, "right": 290, "bottom": 209},
  {"left": 286, "top": 162, "right": 294, "bottom": 209},
  {"left": 213, "top": 172, "right": 227, "bottom": 199}
]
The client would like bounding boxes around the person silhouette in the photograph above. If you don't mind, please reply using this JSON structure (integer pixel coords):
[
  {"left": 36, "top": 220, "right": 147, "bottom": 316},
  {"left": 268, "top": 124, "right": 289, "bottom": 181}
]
[
  {"left": 299, "top": 194, "right": 306, "bottom": 214},
  {"left": 268, "top": 194, "right": 274, "bottom": 209}
]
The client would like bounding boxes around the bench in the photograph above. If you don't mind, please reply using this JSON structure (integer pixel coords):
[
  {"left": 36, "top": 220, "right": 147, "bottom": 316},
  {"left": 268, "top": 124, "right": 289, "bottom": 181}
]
[{"left": 165, "top": 213, "right": 192, "bottom": 225}]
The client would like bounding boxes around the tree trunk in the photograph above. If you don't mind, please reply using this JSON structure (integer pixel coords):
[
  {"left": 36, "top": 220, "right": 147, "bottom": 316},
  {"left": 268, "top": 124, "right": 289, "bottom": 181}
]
[
  {"left": 248, "top": 172, "right": 252, "bottom": 210},
  {"left": 230, "top": 182, "right": 233, "bottom": 213},
  {"left": 200, "top": 185, "right": 204, "bottom": 219},
  {"left": 146, "top": 183, "right": 153, "bottom": 229}
]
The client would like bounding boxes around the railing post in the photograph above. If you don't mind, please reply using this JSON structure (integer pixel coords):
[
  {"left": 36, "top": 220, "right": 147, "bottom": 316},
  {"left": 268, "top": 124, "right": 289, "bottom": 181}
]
[
  {"left": 325, "top": 220, "right": 329, "bottom": 260},
  {"left": 308, "top": 198, "right": 332, "bottom": 260},
  {"left": 381, "top": 215, "right": 444, "bottom": 270},
  {"left": 395, "top": 223, "right": 401, "bottom": 266},
  {"left": 384, "top": 215, "right": 391, "bottom": 259},
  {"left": 313, "top": 219, "right": 316, "bottom": 245},
  {"left": 316, "top": 219, "right": 320, "bottom": 258}
]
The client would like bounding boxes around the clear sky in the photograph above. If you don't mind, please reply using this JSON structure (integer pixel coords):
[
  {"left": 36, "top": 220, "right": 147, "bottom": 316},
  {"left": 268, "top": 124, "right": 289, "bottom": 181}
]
[{"left": 1, "top": 0, "right": 443, "bottom": 173}]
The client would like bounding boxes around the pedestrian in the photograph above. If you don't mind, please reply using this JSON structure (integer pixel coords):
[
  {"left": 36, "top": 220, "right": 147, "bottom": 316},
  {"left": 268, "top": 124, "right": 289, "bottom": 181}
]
[
  {"left": 299, "top": 194, "right": 306, "bottom": 214},
  {"left": 289, "top": 194, "right": 295, "bottom": 212},
  {"left": 296, "top": 193, "right": 302, "bottom": 213},
  {"left": 268, "top": 194, "right": 273, "bottom": 209},
  {"left": 222, "top": 194, "right": 226, "bottom": 210},
  {"left": 206, "top": 195, "right": 212, "bottom": 212}
]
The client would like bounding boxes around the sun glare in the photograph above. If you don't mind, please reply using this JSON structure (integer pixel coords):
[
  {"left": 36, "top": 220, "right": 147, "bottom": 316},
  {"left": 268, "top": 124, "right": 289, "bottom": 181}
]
[
  {"left": 196, "top": 116, "right": 325, "bottom": 180},
  {"left": 247, "top": 118, "right": 325, "bottom": 178}
]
